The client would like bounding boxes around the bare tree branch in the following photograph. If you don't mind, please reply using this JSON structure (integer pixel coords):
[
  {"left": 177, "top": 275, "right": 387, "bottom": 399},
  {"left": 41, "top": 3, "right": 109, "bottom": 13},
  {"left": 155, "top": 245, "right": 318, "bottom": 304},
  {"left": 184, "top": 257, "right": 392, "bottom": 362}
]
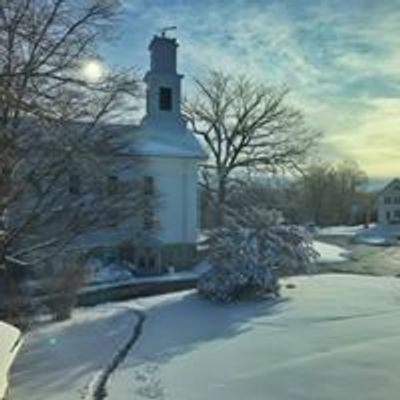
[{"left": 184, "top": 70, "right": 320, "bottom": 225}]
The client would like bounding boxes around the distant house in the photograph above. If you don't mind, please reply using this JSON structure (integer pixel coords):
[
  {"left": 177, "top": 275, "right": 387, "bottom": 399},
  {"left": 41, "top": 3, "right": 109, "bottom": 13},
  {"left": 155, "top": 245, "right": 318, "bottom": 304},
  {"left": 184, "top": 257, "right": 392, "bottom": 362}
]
[{"left": 377, "top": 179, "right": 400, "bottom": 224}]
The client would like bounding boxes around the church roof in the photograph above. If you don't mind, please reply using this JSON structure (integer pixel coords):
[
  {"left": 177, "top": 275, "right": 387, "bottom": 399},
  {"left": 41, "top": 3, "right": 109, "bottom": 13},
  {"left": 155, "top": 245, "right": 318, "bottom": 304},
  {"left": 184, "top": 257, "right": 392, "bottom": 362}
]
[{"left": 109, "top": 123, "right": 208, "bottom": 160}]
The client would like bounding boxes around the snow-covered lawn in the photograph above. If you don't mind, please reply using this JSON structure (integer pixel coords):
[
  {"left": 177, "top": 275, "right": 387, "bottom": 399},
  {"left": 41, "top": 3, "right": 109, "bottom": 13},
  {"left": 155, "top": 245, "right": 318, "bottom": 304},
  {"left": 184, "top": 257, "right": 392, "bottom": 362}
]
[
  {"left": 0, "top": 322, "right": 22, "bottom": 400},
  {"left": 353, "top": 224, "right": 400, "bottom": 246},
  {"left": 12, "top": 274, "right": 400, "bottom": 400},
  {"left": 109, "top": 275, "right": 400, "bottom": 400},
  {"left": 317, "top": 225, "right": 367, "bottom": 237},
  {"left": 10, "top": 305, "right": 140, "bottom": 400},
  {"left": 313, "top": 240, "right": 350, "bottom": 263},
  {"left": 317, "top": 224, "right": 400, "bottom": 247}
]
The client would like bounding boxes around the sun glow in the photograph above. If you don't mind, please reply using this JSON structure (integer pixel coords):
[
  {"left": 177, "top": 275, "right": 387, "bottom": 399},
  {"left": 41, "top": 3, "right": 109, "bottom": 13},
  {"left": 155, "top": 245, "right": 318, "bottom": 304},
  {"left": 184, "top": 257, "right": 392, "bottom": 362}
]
[{"left": 81, "top": 59, "right": 105, "bottom": 83}]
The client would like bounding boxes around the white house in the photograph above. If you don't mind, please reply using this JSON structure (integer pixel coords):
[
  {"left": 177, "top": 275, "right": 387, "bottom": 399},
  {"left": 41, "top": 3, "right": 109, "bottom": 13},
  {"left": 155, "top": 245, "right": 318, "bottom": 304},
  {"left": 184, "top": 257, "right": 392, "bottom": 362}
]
[{"left": 377, "top": 178, "right": 400, "bottom": 224}]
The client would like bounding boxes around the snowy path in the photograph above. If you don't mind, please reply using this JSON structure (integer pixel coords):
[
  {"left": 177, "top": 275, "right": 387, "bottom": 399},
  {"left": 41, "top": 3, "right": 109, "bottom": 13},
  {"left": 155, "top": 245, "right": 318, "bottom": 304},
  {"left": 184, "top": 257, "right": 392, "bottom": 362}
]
[
  {"left": 92, "top": 309, "right": 145, "bottom": 400},
  {"left": 10, "top": 304, "right": 144, "bottom": 400}
]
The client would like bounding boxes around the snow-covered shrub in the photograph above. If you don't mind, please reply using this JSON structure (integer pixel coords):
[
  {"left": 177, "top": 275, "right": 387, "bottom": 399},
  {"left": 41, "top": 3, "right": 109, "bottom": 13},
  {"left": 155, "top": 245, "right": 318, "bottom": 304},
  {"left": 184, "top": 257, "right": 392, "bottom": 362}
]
[{"left": 198, "top": 209, "right": 317, "bottom": 303}]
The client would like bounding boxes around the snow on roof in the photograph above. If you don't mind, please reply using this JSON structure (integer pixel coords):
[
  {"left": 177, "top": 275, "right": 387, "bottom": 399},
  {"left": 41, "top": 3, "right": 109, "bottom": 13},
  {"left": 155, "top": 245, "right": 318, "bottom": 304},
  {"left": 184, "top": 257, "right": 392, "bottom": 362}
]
[
  {"left": 0, "top": 321, "right": 22, "bottom": 400},
  {"left": 13, "top": 118, "right": 208, "bottom": 161},
  {"left": 113, "top": 123, "right": 208, "bottom": 160}
]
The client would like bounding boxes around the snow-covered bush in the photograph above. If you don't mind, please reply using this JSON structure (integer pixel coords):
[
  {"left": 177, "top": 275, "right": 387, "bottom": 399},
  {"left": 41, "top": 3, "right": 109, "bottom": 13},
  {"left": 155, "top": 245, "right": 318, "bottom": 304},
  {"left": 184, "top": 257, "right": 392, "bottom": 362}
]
[{"left": 198, "top": 209, "right": 317, "bottom": 303}]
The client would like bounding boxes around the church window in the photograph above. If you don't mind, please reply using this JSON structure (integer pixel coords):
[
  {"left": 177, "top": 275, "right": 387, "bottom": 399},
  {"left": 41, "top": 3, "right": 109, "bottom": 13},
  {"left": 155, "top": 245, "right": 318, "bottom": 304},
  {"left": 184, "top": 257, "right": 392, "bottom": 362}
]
[
  {"left": 385, "top": 197, "right": 391, "bottom": 205},
  {"left": 159, "top": 87, "right": 172, "bottom": 111}
]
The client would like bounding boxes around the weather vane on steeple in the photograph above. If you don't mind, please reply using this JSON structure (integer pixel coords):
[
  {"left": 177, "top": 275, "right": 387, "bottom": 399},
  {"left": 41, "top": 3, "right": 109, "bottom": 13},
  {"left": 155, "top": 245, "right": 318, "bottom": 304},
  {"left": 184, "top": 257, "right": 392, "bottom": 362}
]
[{"left": 160, "top": 26, "right": 177, "bottom": 38}]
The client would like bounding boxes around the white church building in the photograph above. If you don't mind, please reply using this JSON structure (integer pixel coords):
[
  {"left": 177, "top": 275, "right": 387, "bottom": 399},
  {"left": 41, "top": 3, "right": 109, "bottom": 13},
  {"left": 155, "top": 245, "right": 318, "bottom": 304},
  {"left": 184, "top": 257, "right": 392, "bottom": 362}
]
[
  {"left": 6, "top": 34, "right": 207, "bottom": 273},
  {"left": 127, "top": 34, "right": 207, "bottom": 268}
]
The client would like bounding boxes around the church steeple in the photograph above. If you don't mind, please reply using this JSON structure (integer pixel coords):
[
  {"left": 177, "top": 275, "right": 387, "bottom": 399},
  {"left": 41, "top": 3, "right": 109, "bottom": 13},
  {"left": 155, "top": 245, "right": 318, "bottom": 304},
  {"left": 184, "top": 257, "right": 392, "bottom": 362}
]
[{"left": 142, "top": 32, "right": 185, "bottom": 131}]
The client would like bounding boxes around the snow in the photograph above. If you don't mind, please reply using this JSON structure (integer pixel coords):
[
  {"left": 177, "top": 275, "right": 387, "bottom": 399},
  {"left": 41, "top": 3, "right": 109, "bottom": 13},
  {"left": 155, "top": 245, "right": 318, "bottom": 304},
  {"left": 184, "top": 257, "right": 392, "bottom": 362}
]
[
  {"left": 317, "top": 224, "right": 400, "bottom": 247},
  {"left": 317, "top": 225, "right": 368, "bottom": 237},
  {"left": 80, "top": 261, "right": 210, "bottom": 294},
  {"left": 108, "top": 274, "right": 400, "bottom": 400},
  {"left": 313, "top": 240, "right": 350, "bottom": 263},
  {"left": 11, "top": 274, "right": 400, "bottom": 399},
  {"left": 0, "top": 322, "right": 22, "bottom": 400},
  {"left": 116, "top": 124, "right": 208, "bottom": 160},
  {"left": 353, "top": 224, "right": 400, "bottom": 246},
  {"left": 85, "top": 258, "right": 134, "bottom": 286},
  {"left": 10, "top": 304, "right": 140, "bottom": 400}
]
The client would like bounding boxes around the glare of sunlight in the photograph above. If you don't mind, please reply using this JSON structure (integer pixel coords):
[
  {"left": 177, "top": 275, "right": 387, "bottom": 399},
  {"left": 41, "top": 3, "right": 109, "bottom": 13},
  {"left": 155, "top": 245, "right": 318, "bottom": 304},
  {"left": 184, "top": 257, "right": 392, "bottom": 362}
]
[{"left": 81, "top": 59, "right": 105, "bottom": 83}]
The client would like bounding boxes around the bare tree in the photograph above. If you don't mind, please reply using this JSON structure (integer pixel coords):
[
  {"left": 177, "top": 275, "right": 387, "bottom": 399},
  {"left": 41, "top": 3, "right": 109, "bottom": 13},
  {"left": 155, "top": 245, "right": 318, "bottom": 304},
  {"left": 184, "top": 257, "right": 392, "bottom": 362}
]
[
  {"left": 0, "top": 0, "right": 148, "bottom": 275},
  {"left": 184, "top": 71, "right": 319, "bottom": 225},
  {"left": 295, "top": 163, "right": 334, "bottom": 225},
  {"left": 295, "top": 160, "right": 368, "bottom": 226}
]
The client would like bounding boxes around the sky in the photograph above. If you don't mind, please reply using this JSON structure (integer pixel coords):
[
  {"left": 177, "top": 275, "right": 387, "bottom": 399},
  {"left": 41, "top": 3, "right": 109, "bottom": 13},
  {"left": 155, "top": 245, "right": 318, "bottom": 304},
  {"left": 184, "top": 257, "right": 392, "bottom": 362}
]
[{"left": 99, "top": 0, "right": 400, "bottom": 181}]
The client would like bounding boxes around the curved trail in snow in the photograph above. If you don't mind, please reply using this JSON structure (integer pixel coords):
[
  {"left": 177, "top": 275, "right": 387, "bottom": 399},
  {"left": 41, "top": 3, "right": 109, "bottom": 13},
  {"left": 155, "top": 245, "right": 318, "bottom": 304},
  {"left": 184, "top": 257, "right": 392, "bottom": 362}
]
[{"left": 89, "top": 308, "right": 146, "bottom": 400}]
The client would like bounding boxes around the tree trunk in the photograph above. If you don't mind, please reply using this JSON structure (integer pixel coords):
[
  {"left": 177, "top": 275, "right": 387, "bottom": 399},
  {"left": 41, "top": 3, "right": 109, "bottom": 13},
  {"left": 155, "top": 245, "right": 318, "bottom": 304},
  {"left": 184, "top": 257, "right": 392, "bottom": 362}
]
[{"left": 216, "top": 178, "right": 227, "bottom": 227}]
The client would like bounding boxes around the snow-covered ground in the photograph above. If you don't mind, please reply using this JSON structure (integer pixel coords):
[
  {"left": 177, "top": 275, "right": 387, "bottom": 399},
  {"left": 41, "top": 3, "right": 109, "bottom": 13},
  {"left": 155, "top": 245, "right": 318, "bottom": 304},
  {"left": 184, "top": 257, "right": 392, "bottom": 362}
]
[
  {"left": 12, "top": 274, "right": 400, "bottom": 400},
  {"left": 109, "top": 275, "right": 400, "bottom": 400},
  {"left": 81, "top": 262, "right": 210, "bottom": 294},
  {"left": 313, "top": 240, "right": 350, "bottom": 263},
  {"left": 10, "top": 305, "right": 140, "bottom": 400},
  {"left": 317, "top": 224, "right": 367, "bottom": 237},
  {"left": 317, "top": 224, "right": 400, "bottom": 247},
  {"left": 0, "top": 322, "right": 22, "bottom": 400},
  {"left": 84, "top": 240, "right": 346, "bottom": 292},
  {"left": 353, "top": 224, "right": 400, "bottom": 246}
]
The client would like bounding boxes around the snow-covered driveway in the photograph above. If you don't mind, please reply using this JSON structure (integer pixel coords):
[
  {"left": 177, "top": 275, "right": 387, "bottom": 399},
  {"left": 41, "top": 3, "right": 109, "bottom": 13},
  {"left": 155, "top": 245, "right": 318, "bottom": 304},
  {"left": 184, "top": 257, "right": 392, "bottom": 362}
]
[
  {"left": 109, "top": 275, "right": 400, "bottom": 400},
  {"left": 10, "top": 305, "right": 142, "bottom": 400}
]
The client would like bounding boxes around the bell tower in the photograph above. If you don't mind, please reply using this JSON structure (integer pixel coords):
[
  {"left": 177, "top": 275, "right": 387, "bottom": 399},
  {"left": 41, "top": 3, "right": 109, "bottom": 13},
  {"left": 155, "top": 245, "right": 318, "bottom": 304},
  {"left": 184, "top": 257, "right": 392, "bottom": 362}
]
[{"left": 142, "top": 30, "right": 185, "bottom": 132}]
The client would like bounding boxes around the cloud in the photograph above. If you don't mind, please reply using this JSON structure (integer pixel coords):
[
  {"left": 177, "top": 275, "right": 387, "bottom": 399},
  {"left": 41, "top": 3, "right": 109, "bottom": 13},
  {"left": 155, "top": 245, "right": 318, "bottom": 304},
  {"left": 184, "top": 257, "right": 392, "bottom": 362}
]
[{"left": 112, "top": 0, "right": 400, "bottom": 178}]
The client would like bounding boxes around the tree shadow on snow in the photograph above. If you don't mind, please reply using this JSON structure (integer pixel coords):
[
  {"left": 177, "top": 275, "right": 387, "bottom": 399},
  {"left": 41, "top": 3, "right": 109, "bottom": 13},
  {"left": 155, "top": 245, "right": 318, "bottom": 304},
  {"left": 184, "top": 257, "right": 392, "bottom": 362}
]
[{"left": 121, "top": 292, "right": 290, "bottom": 371}]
